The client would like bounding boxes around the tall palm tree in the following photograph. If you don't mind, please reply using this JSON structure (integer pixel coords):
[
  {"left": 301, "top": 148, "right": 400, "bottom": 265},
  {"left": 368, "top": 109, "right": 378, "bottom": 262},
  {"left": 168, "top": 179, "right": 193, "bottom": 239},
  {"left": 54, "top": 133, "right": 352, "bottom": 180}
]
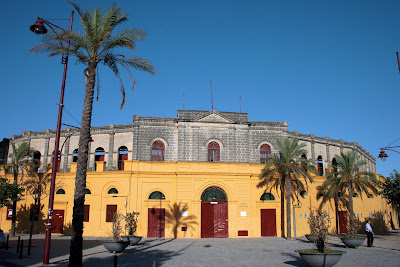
[
  {"left": 257, "top": 138, "right": 317, "bottom": 240},
  {"left": 318, "top": 151, "right": 379, "bottom": 226},
  {"left": 2, "top": 142, "right": 34, "bottom": 236},
  {"left": 30, "top": 2, "right": 155, "bottom": 265}
]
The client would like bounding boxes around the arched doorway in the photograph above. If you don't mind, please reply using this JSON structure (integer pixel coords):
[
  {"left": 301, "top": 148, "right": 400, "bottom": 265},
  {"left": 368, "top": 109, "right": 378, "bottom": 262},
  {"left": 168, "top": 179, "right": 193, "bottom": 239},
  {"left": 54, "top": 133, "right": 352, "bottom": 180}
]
[{"left": 201, "top": 186, "right": 228, "bottom": 238}]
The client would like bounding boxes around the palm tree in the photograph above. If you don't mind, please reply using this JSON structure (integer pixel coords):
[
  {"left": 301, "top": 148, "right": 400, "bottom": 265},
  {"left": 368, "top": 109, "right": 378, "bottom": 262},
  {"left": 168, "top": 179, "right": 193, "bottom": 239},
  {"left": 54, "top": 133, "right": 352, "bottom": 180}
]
[
  {"left": 2, "top": 142, "right": 34, "bottom": 236},
  {"left": 24, "top": 166, "right": 52, "bottom": 251},
  {"left": 318, "top": 151, "right": 379, "bottom": 230},
  {"left": 257, "top": 138, "right": 317, "bottom": 240},
  {"left": 29, "top": 2, "right": 155, "bottom": 265}
]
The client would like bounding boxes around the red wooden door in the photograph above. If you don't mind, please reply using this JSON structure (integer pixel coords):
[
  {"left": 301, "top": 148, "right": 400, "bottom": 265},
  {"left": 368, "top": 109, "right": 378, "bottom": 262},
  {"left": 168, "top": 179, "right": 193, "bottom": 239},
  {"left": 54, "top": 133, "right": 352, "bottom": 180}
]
[
  {"left": 52, "top": 210, "right": 64, "bottom": 234},
  {"left": 201, "top": 201, "right": 228, "bottom": 238},
  {"left": 261, "top": 209, "right": 277, "bottom": 236},
  {"left": 148, "top": 208, "right": 165, "bottom": 237},
  {"left": 338, "top": 211, "right": 348, "bottom": 234}
]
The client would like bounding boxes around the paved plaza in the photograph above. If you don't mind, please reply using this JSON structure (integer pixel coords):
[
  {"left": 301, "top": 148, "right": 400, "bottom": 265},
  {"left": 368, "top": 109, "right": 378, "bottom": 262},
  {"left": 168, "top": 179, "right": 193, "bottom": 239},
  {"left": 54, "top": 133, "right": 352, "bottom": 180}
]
[{"left": 1, "top": 230, "right": 400, "bottom": 266}]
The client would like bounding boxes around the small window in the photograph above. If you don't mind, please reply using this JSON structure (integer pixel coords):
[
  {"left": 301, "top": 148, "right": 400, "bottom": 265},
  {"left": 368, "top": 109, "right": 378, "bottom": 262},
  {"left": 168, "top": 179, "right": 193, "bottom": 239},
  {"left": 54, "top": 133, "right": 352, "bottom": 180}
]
[
  {"left": 300, "top": 190, "right": 308, "bottom": 197},
  {"left": 118, "top": 146, "right": 129, "bottom": 170},
  {"left": 367, "top": 193, "right": 374, "bottom": 198},
  {"left": 152, "top": 141, "right": 165, "bottom": 161},
  {"left": 95, "top": 147, "right": 105, "bottom": 162},
  {"left": 52, "top": 150, "right": 61, "bottom": 171},
  {"left": 260, "top": 144, "right": 271, "bottom": 164},
  {"left": 72, "top": 149, "right": 78, "bottom": 162},
  {"left": 149, "top": 191, "right": 165, "bottom": 200},
  {"left": 108, "top": 188, "right": 118, "bottom": 194},
  {"left": 317, "top": 156, "right": 324, "bottom": 176},
  {"left": 353, "top": 193, "right": 359, "bottom": 198},
  {"left": 260, "top": 193, "right": 275, "bottom": 201},
  {"left": 84, "top": 205, "right": 90, "bottom": 222},
  {"left": 106, "top": 205, "right": 117, "bottom": 222},
  {"left": 208, "top": 142, "right": 220, "bottom": 162},
  {"left": 85, "top": 188, "right": 91, "bottom": 195},
  {"left": 56, "top": 189, "right": 65, "bottom": 194}
]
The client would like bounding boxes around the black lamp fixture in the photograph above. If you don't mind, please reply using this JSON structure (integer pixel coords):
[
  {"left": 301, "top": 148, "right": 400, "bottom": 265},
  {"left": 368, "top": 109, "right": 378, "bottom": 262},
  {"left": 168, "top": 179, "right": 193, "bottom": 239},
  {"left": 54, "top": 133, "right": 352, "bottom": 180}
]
[
  {"left": 378, "top": 146, "right": 400, "bottom": 162},
  {"left": 30, "top": 19, "right": 48, "bottom": 34}
]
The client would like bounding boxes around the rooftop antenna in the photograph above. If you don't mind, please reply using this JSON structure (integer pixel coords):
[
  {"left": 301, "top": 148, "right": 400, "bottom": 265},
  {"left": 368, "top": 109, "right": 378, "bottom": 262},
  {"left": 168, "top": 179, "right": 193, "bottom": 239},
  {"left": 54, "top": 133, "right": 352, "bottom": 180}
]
[
  {"left": 396, "top": 52, "right": 400, "bottom": 75},
  {"left": 210, "top": 80, "right": 214, "bottom": 110},
  {"left": 183, "top": 93, "right": 185, "bottom": 110},
  {"left": 240, "top": 96, "right": 241, "bottom": 113}
]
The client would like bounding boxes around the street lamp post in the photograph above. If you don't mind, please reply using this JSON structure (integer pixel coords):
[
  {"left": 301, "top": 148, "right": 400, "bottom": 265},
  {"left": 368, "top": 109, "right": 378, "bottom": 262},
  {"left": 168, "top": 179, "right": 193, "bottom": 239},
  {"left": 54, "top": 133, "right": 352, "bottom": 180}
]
[
  {"left": 30, "top": 11, "right": 74, "bottom": 265},
  {"left": 378, "top": 146, "right": 400, "bottom": 162}
]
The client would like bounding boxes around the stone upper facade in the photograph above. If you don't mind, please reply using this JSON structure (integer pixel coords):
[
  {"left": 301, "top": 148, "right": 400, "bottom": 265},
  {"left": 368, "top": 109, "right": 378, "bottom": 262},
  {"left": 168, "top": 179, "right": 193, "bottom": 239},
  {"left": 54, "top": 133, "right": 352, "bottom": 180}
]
[{"left": 9, "top": 110, "right": 376, "bottom": 173}]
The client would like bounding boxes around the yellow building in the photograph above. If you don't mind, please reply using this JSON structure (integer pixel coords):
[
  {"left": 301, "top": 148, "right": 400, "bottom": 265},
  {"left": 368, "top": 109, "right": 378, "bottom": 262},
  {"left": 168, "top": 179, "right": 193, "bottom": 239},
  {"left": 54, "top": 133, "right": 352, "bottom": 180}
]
[{"left": 0, "top": 110, "right": 398, "bottom": 238}]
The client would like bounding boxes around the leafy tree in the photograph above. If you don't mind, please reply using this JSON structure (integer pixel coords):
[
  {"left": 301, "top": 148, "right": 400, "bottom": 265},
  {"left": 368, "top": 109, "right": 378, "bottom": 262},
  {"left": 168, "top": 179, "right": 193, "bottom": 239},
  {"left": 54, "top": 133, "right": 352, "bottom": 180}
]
[
  {"left": 257, "top": 138, "right": 317, "bottom": 240},
  {"left": 1, "top": 142, "right": 35, "bottom": 236},
  {"left": 380, "top": 170, "right": 400, "bottom": 212},
  {"left": 30, "top": 2, "right": 155, "bottom": 265},
  {"left": 0, "top": 178, "right": 24, "bottom": 208},
  {"left": 318, "top": 151, "right": 379, "bottom": 235}
]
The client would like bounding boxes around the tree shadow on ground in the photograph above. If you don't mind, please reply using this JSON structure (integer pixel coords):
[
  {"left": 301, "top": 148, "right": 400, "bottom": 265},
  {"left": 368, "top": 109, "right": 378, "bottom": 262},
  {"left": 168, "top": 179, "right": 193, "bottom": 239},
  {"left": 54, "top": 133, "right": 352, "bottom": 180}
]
[{"left": 281, "top": 252, "right": 308, "bottom": 266}]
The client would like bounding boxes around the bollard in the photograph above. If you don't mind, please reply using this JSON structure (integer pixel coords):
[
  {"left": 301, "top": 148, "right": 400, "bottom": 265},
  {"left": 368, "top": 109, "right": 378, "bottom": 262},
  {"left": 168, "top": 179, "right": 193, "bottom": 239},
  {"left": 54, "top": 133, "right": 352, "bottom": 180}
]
[
  {"left": 18, "top": 240, "right": 23, "bottom": 259},
  {"left": 113, "top": 254, "right": 117, "bottom": 267},
  {"left": 5, "top": 234, "right": 9, "bottom": 250},
  {"left": 16, "top": 236, "right": 21, "bottom": 253}
]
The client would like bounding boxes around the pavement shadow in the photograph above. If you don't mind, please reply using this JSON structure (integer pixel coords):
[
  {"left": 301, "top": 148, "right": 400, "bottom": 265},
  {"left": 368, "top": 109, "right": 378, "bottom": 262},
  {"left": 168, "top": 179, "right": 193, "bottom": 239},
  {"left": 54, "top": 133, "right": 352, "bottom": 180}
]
[
  {"left": 281, "top": 252, "right": 308, "bottom": 266},
  {"left": 83, "top": 247, "right": 180, "bottom": 266}
]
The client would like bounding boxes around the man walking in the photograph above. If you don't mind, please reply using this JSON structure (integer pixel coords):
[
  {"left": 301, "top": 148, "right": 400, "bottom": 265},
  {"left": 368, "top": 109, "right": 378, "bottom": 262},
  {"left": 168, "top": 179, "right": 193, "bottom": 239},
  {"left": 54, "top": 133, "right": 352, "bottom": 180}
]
[{"left": 366, "top": 219, "right": 374, "bottom": 247}]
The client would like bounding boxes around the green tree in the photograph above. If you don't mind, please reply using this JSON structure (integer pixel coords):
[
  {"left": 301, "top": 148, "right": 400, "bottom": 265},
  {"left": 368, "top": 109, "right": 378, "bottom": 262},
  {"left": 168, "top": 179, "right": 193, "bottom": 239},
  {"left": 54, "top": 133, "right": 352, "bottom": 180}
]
[
  {"left": 318, "top": 151, "right": 379, "bottom": 235},
  {"left": 0, "top": 178, "right": 24, "bottom": 208},
  {"left": 380, "top": 170, "right": 400, "bottom": 212},
  {"left": 1, "top": 142, "right": 34, "bottom": 236},
  {"left": 257, "top": 138, "right": 317, "bottom": 240},
  {"left": 30, "top": 2, "right": 155, "bottom": 265}
]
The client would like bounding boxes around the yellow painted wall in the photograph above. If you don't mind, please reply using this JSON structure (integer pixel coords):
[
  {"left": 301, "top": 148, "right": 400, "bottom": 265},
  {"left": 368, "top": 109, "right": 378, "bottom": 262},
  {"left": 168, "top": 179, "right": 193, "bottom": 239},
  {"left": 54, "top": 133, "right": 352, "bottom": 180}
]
[{"left": 0, "top": 162, "right": 398, "bottom": 238}]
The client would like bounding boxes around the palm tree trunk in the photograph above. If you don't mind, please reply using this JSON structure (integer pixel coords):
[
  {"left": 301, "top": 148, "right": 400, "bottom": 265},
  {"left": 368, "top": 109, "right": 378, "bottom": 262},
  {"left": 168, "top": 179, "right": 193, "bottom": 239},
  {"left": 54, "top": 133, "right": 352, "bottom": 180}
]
[
  {"left": 69, "top": 66, "right": 96, "bottom": 267},
  {"left": 348, "top": 184, "right": 354, "bottom": 218},
  {"left": 334, "top": 197, "right": 339, "bottom": 234},
  {"left": 286, "top": 170, "right": 291, "bottom": 240}
]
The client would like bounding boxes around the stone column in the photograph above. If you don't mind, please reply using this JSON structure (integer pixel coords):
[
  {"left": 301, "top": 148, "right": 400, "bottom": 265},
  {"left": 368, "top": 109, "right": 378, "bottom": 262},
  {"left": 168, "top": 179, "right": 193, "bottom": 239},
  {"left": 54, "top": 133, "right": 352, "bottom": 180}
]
[
  {"left": 107, "top": 127, "right": 115, "bottom": 170},
  {"left": 310, "top": 135, "right": 316, "bottom": 161},
  {"left": 132, "top": 115, "right": 139, "bottom": 160},
  {"left": 325, "top": 141, "right": 331, "bottom": 169},
  {"left": 43, "top": 130, "right": 50, "bottom": 171}
]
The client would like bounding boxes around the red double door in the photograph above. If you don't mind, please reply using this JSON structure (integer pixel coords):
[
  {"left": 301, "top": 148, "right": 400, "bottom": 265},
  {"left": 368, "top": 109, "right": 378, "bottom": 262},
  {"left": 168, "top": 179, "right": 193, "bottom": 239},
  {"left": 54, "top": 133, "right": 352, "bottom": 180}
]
[
  {"left": 201, "top": 201, "right": 228, "bottom": 238},
  {"left": 261, "top": 209, "right": 277, "bottom": 236},
  {"left": 148, "top": 208, "right": 165, "bottom": 237}
]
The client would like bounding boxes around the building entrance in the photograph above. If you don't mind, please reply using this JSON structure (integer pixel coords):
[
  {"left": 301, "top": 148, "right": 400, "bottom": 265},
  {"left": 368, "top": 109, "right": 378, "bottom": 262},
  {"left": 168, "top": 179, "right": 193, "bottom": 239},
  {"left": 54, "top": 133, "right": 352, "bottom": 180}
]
[{"left": 201, "top": 187, "right": 228, "bottom": 238}]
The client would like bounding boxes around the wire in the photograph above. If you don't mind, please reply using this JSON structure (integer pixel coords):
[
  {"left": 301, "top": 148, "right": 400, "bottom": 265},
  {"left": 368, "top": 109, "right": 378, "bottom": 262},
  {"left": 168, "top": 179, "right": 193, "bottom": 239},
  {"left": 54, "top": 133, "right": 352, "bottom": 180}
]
[
  {"left": 387, "top": 137, "right": 400, "bottom": 147},
  {"left": 63, "top": 107, "right": 81, "bottom": 126}
]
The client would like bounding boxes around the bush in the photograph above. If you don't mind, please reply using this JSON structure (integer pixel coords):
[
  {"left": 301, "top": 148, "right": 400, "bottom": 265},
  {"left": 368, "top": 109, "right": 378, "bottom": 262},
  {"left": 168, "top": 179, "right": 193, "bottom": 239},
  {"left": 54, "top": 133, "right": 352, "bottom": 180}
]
[{"left": 308, "top": 209, "right": 331, "bottom": 253}]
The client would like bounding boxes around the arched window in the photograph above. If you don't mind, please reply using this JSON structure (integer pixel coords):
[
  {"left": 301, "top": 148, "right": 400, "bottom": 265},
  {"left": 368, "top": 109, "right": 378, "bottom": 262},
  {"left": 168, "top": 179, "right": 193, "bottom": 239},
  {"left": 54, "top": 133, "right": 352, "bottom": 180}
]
[
  {"left": 301, "top": 154, "right": 307, "bottom": 171},
  {"left": 51, "top": 150, "right": 61, "bottom": 171},
  {"left": 317, "top": 156, "right": 324, "bottom": 176},
  {"left": 260, "top": 144, "right": 271, "bottom": 164},
  {"left": 33, "top": 151, "right": 41, "bottom": 172},
  {"left": 332, "top": 158, "right": 338, "bottom": 173},
  {"left": 107, "top": 188, "right": 118, "bottom": 194},
  {"left": 73, "top": 149, "right": 78, "bottom": 162},
  {"left": 56, "top": 189, "right": 65, "bottom": 195},
  {"left": 201, "top": 186, "right": 227, "bottom": 201},
  {"left": 208, "top": 142, "right": 220, "bottom": 162},
  {"left": 149, "top": 191, "right": 165, "bottom": 200},
  {"left": 95, "top": 147, "right": 105, "bottom": 162},
  {"left": 152, "top": 141, "right": 165, "bottom": 161},
  {"left": 260, "top": 193, "right": 275, "bottom": 201},
  {"left": 118, "top": 146, "right": 128, "bottom": 170},
  {"left": 85, "top": 188, "right": 91, "bottom": 194}
]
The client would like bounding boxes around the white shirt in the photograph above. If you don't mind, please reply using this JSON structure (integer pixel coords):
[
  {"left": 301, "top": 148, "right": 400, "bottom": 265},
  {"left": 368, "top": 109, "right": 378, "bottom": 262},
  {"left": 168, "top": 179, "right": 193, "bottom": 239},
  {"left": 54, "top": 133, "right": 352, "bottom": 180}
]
[{"left": 366, "top": 222, "right": 373, "bottom": 232}]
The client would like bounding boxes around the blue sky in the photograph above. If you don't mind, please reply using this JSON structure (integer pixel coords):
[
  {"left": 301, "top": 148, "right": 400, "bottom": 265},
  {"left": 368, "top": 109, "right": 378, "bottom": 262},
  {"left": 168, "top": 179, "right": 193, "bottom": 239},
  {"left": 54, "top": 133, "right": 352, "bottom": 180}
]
[{"left": 1, "top": 0, "right": 399, "bottom": 177}]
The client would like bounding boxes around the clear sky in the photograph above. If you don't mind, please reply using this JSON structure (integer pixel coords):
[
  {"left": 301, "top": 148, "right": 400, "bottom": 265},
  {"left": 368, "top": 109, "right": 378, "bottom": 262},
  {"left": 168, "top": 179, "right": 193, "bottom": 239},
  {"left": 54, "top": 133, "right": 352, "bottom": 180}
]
[{"left": 1, "top": 0, "right": 399, "bottom": 177}]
